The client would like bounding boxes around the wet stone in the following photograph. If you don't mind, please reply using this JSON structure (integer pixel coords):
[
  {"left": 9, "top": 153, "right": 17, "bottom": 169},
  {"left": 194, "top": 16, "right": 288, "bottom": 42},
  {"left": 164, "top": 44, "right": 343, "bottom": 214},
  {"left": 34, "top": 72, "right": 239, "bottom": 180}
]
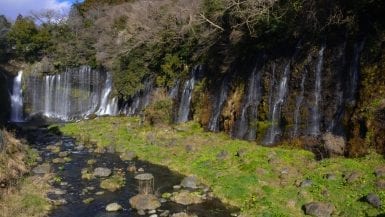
[
  {"left": 32, "top": 163, "right": 51, "bottom": 175},
  {"left": 129, "top": 194, "right": 161, "bottom": 211},
  {"left": 171, "top": 190, "right": 203, "bottom": 205},
  {"left": 93, "top": 167, "right": 112, "bottom": 177},
  {"left": 106, "top": 202, "right": 123, "bottom": 212},
  {"left": 181, "top": 176, "right": 200, "bottom": 189}
]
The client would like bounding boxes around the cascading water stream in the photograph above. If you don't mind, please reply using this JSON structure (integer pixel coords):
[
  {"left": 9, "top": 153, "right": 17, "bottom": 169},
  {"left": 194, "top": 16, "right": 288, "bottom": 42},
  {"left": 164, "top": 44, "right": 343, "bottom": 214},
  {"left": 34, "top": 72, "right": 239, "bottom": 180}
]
[
  {"left": 10, "top": 71, "right": 24, "bottom": 122},
  {"left": 264, "top": 63, "right": 291, "bottom": 145},
  {"left": 122, "top": 80, "right": 153, "bottom": 116},
  {"left": 26, "top": 66, "right": 117, "bottom": 120},
  {"left": 208, "top": 77, "right": 229, "bottom": 132},
  {"left": 292, "top": 69, "right": 307, "bottom": 137},
  {"left": 96, "top": 73, "right": 118, "bottom": 115},
  {"left": 233, "top": 66, "right": 261, "bottom": 140},
  {"left": 308, "top": 46, "right": 325, "bottom": 136},
  {"left": 176, "top": 66, "right": 200, "bottom": 123},
  {"left": 347, "top": 40, "right": 365, "bottom": 104}
]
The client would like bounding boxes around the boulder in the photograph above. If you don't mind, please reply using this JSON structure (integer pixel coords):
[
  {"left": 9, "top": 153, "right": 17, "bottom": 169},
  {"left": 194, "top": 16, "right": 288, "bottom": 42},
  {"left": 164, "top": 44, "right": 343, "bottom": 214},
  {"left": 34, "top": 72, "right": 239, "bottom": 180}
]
[
  {"left": 376, "top": 179, "right": 385, "bottom": 189},
  {"left": 106, "top": 202, "right": 123, "bottom": 212},
  {"left": 120, "top": 151, "right": 137, "bottom": 161},
  {"left": 181, "top": 176, "right": 200, "bottom": 189},
  {"left": 375, "top": 166, "right": 385, "bottom": 178},
  {"left": 171, "top": 212, "right": 198, "bottom": 217},
  {"left": 321, "top": 133, "right": 345, "bottom": 156},
  {"left": 129, "top": 194, "right": 161, "bottom": 210},
  {"left": 171, "top": 190, "right": 203, "bottom": 205},
  {"left": 32, "top": 163, "right": 51, "bottom": 175},
  {"left": 366, "top": 193, "right": 381, "bottom": 208},
  {"left": 304, "top": 202, "right": 334, "bottom": 217},
  {"left": 93, "top": 167, "right": 111, "bottom": 177}
]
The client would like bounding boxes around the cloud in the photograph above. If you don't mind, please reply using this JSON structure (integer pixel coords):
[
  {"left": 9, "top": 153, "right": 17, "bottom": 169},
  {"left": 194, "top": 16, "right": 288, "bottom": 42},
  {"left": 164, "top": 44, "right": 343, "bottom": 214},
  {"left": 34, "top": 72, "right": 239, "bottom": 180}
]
[{"left": 0, "top": 0, "right": 72, "bottom": 21}]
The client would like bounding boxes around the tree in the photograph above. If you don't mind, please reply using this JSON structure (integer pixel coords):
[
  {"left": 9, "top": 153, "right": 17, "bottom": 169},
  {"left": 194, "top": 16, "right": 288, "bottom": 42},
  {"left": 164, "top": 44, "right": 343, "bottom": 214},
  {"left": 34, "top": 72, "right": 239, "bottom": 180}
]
[{"left": 0, "top": 15, "right": 11, "bottom": 62}]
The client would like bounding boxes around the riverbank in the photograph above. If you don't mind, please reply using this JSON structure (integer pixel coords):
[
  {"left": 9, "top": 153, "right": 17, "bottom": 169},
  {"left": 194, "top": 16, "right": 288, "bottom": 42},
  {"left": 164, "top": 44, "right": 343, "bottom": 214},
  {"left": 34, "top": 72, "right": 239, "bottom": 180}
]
[
  {"left": 0, "top": 129, "right": 51, "bottom": 217},
  {"left": 60, "top": 117, "right": 385, "bottom": 216}
]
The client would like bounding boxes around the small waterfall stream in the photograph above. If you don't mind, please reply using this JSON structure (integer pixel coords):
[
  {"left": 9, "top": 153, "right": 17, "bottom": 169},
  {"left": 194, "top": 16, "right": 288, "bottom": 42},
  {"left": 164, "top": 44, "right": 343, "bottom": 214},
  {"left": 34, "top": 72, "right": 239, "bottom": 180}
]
[
  {"left": 292, "top": 69, "right": 307, "bottom": 137},
  {"left": 264, "top": 63, "right": 291, "bottom": 145},
  {"left": 208, "top": 77, "right": 229, "bottom": 132},
  {"left": 233, "top": 66, "right": 261, "bottom": 140},
  {"left": 176, "top": 66, "right": 200, "bottom": 123},
  {"left": 10, "top": 71, "right": 24, "bottom": 122},
  {"left": 347, "top": 40, "right": 365, "bottom": 104},
  {"left": 96, "top": 73, "right": 118, "bottom": 116},
  {"left": 121, "top": 80, "right": 153, "bottom": 116},
  {"left": 308, "top": 46, "right": 325, "bottom": 136}
]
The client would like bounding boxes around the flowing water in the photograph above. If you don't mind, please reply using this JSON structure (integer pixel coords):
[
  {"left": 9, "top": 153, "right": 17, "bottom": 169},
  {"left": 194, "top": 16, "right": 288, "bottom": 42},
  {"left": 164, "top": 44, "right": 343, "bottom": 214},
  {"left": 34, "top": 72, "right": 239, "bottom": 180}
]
[
  {"left": 263, "top": 63, "right": 291, "bottom": 145},
  {"left": 10, "top": 71, "right": 24, "bottom": 122},
  {"left": 25, "top": 66, "right": 117, "bottom": 120},
  {"left": 292, "top": 69, "right": 307, "bottom": 137},
  {"left": 16, "top": 125, "right": 237, "bottom": 217},
  {"left": 208, "top": 77, "right": 229, "bottom": 132},
  {"left": 176, "top": 66, "right": 201, "bottom": 123},
  {"left": 233, "top": 66, "right": 261, "bottom": 140},
  {"left": 308, "top": 46, "right": 325, "bottom": 136},
  {"left": 121, "top": 80, "right": 153, "bottom": 116}
]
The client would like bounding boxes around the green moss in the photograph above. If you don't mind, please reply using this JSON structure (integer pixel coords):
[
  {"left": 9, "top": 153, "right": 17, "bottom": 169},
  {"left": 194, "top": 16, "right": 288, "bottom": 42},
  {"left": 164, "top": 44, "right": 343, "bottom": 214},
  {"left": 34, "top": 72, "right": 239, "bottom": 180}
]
[
  {"left": 60, "top": 117, "right": 385, "bottom": 216},
  {"left": 100, "top": 173, "right": 126, "bottom": 192}
]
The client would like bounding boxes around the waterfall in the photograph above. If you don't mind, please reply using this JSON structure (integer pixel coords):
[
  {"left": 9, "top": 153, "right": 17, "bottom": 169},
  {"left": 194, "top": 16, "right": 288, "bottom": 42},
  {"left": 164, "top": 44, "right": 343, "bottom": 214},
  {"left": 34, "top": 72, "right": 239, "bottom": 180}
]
[
  {"left": 264, "top": 62, "right": 291, "bottom": 145},
  {"left": 96, "top": 73, "right": 118, "bottom": 115},
  {"left": 208, "top": 77, "right": 229, "bottom": 132},
  {"left": 122, "top": 80, "right": 153, "bottom": 116},
  {"left": 176, "top": 66, "right": 200, "bottom": 123},
  {"left": 347, "top": 40, "right": 365, "bottom": 104},
  {"left": 169, "top": 81, "right": 180, "bottom": 99},
  {"left": 233, "top": 66, "right": 261, "bottom": 140},
  {"left": 10, "top": 71, "right": 24, "bottom": 122},
  {"left": 292, "top": 68, "right": 307, "bottom": 137},
  {"left": 26, "top": 66, "right": 117, "bottom": 120},
  {"left": 308, "top": 46, "right": 325, "bottom": 136}
]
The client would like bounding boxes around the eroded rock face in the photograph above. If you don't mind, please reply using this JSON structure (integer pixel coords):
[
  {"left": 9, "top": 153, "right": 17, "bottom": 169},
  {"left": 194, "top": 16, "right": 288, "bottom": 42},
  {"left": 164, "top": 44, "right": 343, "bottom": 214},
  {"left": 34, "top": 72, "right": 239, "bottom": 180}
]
[
  {"left": 129, "top": 194, "right": 161, "bottom": 210},
  {"left": 304, "top": 202, "right": 334, "bottom": 217}
]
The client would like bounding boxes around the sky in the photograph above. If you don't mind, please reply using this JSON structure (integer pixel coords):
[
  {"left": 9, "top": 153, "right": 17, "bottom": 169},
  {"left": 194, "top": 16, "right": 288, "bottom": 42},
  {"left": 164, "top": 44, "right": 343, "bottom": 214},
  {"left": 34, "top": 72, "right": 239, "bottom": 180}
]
[{"left": 0, "top": 0, "right": 83, "bottom": 21}]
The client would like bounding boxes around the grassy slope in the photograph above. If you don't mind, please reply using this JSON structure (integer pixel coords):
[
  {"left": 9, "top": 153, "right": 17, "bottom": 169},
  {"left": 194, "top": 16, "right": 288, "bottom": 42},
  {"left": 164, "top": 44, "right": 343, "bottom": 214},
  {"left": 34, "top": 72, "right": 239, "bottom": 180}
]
[
  {"left": 0, "top": 130, "right": 51, "bottom": 217},
  {"left": 60, "top": 117, "right": 385, "bottom": 216}
]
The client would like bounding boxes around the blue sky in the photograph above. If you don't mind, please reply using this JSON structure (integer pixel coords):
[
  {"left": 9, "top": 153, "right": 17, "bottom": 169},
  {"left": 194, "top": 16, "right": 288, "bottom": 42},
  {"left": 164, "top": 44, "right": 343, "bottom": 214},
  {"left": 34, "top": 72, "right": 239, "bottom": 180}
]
[{"left": 0, "top": 0, "right": 84, "bottom": 21}]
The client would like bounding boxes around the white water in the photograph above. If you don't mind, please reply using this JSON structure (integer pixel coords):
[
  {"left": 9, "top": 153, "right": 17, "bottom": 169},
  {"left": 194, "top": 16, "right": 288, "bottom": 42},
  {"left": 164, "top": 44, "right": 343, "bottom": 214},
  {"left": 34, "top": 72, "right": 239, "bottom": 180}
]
[
  {"left": 292, "top": 69, "right": 307, "bottom": 137},
  {"left": 26, "top": 66, "right": 117, "bottom": 120},
  {"left": 96, "top": 73, "right": 118, "bottom": 115},
  {"left": 176, "top": 66, "right": 200, "bottom": 123},
  {"left": 122, "top": 80, "right": 153, "bottom": 116},
  {"left": 208, "top": 77, "right": 229, "bottom": 132},
  {"left": 264, "top": 63, "right": 290, "bottom": 145},
  {"left": 233, "top": 66, "right": 261, "bottom": 139},
  {"left": 10, "top": 71, "right": 24, "bottom": 122},
  {"left": 308, "top": 46, "right": 325, "bottom": 136}
]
